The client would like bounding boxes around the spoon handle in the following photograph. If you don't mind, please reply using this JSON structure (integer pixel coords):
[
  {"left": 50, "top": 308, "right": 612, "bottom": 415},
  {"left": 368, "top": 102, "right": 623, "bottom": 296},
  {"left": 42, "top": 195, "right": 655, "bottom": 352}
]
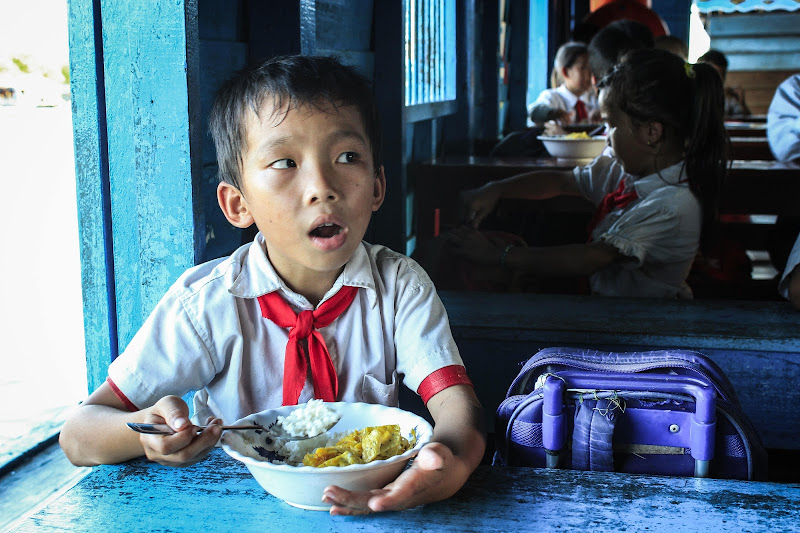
[{"left": 126, "top": 422, "right": 261, "bottom": 435}]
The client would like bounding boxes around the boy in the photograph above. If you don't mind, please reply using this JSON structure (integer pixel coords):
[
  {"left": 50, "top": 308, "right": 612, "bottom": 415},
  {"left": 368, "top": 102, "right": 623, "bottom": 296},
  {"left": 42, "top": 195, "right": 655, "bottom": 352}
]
[{"left": 60, "top": 55, "right": 486, "bottom": 515}]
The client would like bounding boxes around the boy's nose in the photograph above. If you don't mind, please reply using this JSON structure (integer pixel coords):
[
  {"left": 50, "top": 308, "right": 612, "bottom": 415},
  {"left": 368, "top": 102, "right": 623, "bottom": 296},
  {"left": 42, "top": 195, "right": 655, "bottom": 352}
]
[{"left": 305, "top": 165, "right": 339, "bottom": 204}]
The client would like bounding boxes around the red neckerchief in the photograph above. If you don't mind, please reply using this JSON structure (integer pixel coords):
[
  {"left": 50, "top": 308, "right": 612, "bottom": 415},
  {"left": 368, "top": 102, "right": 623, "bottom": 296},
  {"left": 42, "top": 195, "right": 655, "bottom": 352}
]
[
  {"left": 586, "top": 180, "right": 638, "bottom": 240},
  {"left": 257, "top": 286, "right": 358, "bottom": 405}
]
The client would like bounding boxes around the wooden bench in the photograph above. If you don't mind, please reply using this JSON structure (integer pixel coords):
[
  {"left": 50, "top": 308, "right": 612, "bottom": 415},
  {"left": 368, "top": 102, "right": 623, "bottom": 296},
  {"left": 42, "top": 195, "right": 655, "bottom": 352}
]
[{"left": 424, "top": 291, "right": 800, "bottom": 456}]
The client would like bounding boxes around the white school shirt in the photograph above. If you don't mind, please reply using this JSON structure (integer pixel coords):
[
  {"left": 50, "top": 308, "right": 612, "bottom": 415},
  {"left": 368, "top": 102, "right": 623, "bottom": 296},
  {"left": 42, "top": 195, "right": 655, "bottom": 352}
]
[
  {"left": 526, "top": 84, "right": 599, "bottom": 127},
  {"left": 767, "top": 74, "right": 800, "bottom": 162},
  {"left": 574, "top": 156, "right": 701, "bottom": 299},
  {"left": 778, "top": 233, "right": 800, "bottom": 300},
  {"left": 107, "top": 235, "right": 464, "bottom": 425}
]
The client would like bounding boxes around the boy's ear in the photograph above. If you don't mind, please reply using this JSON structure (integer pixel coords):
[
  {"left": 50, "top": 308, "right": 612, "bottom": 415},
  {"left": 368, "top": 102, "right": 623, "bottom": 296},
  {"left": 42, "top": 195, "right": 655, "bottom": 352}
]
[
  {"left": 371, "top": 166, "right": 387, "bottom": 212},
  {"left": 217, "top": 182, "right": 255, "bottom": 228}
]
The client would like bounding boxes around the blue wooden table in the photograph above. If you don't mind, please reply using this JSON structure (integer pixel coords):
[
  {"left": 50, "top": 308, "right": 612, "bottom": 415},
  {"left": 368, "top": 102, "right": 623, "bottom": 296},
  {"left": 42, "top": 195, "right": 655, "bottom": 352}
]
[{"left": 12, "top": 449, "right": 800, "bottom": 532}]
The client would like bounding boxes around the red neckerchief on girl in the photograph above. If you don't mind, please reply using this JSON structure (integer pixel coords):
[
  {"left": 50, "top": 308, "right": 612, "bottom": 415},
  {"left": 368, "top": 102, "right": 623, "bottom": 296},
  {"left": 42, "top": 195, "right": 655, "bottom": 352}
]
[
  {"left": 586, "top": 179, "right": 638, "bottom": 240},
  {"left": 575, "top": 99, "right": 588, "bottom": 122},
  {"left": 257, "top": 286, "right": 359, "bottom": 405}
]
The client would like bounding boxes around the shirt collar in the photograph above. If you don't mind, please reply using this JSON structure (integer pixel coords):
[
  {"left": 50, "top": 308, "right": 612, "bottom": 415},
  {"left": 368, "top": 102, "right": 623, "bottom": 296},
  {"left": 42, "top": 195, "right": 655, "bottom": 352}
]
[
  {"left": 228, "top": 233, "right": 377, "bottom": 308},
  {"left": 555, "top": 85, "right": 580, "bottom": 108},
  {"left": 630, "top": 161, "right": 688, "bottom": 199}
]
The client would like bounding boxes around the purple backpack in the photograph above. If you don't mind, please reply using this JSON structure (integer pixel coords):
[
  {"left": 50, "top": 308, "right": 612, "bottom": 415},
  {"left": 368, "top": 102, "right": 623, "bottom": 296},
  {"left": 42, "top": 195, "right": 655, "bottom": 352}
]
[{"left": 494, "top": 347, "right": 768, "bottom": 480}]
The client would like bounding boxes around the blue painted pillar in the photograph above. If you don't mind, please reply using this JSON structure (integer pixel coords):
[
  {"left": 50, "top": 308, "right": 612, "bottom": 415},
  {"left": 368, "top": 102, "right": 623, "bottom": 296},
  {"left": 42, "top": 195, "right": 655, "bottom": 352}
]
[{"left": 68, "top": 0, "right": 202, "bottom": 392}]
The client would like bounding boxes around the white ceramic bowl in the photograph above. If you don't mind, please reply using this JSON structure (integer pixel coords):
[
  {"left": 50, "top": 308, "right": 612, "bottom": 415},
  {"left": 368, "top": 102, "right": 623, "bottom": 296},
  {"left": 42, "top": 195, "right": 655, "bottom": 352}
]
[
  {"left": 221, "top": 402, "right": 433, "bottom": 511},
  {"left": 538, "top": 135, "right": 607, "bottom": 162}
]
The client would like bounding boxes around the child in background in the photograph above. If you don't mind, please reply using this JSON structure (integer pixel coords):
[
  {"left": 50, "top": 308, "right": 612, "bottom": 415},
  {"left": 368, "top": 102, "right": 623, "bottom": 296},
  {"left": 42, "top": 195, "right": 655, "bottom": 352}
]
[
  {"left": 60, "top": 55, "right": 485, "bottom": 515},
  {"left": 527, "top": 42, "right": 600, "bottom": 130},
  {"left": 698, "top": 49, "right": 750, "bottom": 118},
  {"left": 450, "top": 49, "right": 728, "bottom": 299}
]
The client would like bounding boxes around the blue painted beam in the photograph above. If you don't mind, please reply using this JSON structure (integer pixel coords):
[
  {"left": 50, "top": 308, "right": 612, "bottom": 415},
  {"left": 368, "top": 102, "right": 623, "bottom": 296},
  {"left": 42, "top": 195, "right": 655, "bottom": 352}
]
[
  {"left": 99, "top": 0, "right": 201, "bottom": 353},
  {"left": 68, "top": 0, "right": 116, "bottom": 394}
]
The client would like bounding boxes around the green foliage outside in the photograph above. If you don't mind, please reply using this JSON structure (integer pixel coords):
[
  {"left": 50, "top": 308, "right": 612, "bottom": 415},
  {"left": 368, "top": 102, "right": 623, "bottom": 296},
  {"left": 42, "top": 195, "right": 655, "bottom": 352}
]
[{"left": 12, "top": 57, "right": 30, "bottom": 73}]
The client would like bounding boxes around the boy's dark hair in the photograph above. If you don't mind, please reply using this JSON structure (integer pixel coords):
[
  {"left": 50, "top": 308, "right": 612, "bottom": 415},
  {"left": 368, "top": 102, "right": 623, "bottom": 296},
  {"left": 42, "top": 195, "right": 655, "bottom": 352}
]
[
  {"left": 209, "top": 55, "right": 383, "bottom": 189},
  {"left": 588, "top": 20, "right": 654, "bottom": 80},
  {"left": 551, "top": 42, "right": 588, "bottom": 88},
  {"left": 598, "top": 48, "right": 729, "bottom": 252}
]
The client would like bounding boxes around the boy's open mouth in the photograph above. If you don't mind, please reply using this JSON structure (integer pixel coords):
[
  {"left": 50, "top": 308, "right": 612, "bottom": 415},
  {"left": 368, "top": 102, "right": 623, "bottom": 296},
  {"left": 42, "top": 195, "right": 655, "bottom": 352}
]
[{"left": 309, "top": 222, "right": 343, "bottom": 239}]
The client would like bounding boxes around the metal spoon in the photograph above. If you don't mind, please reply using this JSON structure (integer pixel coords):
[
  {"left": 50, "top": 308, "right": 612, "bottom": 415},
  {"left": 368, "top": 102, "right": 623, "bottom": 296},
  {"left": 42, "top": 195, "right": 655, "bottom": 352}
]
[{"left": 127, "top": 416, "right": 340, "bottom": 441}]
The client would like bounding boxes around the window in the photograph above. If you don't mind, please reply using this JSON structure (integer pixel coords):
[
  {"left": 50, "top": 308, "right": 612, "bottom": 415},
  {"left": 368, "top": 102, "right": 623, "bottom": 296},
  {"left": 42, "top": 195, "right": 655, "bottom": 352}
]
[{"left": 404, "top": 0, "right": 457, "bottom": 121}]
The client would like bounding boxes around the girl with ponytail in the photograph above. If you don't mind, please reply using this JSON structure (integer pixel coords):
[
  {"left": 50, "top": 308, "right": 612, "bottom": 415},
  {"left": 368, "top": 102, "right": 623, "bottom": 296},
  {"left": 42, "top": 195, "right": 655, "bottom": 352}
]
[{"left": 449, "top": 48, "right": 728, "bottom": 299}]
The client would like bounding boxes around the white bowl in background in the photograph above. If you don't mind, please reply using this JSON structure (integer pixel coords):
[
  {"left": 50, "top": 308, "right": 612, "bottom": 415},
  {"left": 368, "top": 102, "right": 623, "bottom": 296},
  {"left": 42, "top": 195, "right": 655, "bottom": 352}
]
[
  {"left": 221, "top": 402, "right": 433, "bottom": 511},
  {"left": 538, "top": 135, "right": 607, "bottom": 162}
]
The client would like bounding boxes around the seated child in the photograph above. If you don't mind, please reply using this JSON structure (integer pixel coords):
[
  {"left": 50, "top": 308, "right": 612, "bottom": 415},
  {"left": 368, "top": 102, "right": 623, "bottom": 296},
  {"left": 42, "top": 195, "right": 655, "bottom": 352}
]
[
  {"left": 450, "top": 49, "right": 728, "bottom": 299},
  {"left": 527, "top": 42, "right": 600, "bottom": 130},
  {"left": 59, "top": 55, "right": 485, "bottom": 515}
]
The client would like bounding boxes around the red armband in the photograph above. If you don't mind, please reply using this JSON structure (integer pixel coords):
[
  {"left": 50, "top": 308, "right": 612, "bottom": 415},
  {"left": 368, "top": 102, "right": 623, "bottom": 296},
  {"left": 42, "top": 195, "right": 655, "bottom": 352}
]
[
  {"left": 107, "top": 377, "right": 140, "bottom": 412},
  {"left": 417, "top": 365, "right": 473, "bottom": 405}
]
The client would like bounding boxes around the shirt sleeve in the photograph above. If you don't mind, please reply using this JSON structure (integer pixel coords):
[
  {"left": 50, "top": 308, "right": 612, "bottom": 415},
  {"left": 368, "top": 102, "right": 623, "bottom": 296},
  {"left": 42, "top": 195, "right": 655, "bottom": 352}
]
[
  {"left": 106, "top": 285, "right": 219, "bottom": 410},
  {"left": 598, "top": 188, "right": 701, "bottom": 267},
  {"left": 779, "top": 233, "right": 800, "bottom": 299},
  {"left": 390, "top": 258, "right": 467, "bottom": 395},
  {"left": 767, "top": 75, "right": 800, "bottom": 162}
]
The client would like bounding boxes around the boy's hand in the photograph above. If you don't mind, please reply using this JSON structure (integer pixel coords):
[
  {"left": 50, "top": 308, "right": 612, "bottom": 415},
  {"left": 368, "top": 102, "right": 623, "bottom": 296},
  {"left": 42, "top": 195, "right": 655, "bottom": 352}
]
[
  {"left": 321, "top": 442, "right": 467, "bottom": 515},
  {"left": 323, "top": 385, "right": 485, "bottom": 515},
  {"left": 140, "top": 396, "right": 222, "bottom": 467},
  {"left": 446, "top": 226, "right": 504, "bottom": 265}
]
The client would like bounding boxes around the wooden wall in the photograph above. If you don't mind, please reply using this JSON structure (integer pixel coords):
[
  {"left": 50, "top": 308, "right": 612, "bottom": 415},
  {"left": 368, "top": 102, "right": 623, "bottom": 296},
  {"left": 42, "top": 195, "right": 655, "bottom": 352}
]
[{"left": 706, "top": 10, "right": 800, "bottom": 114}]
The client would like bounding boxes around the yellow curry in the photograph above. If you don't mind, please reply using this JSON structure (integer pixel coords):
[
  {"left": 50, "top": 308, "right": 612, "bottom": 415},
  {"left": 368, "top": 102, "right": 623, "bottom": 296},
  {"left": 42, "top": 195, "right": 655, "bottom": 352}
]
[
  {"left": 302, "top": 425, "right": 417, "bottom": 467},
  {"left": 564, "top": 131, "right": 590, "bottom": 139}
]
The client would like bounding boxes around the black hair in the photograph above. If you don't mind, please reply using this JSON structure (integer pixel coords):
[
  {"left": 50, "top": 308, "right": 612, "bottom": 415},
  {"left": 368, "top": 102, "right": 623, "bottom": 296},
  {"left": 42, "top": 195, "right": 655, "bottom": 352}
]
[
  {"left": 551, "top": 42, "right": 589, "bottom": 88},
  {"left": 209, "top": 55, "right": 383, "bottom": 189},
  {"left": 598, "top": 48, "right": 729, "bottom": 252},
  {"left": 588, "top": 19, "right": 654, "bottom": 80},
  {"left": 698, "top": 49, "right": 729, "bottom": 80}
]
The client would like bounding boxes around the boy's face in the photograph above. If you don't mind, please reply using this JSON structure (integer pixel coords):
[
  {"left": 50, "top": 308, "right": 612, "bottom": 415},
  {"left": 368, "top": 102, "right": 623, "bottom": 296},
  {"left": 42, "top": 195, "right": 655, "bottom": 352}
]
[{"left": 218, "top": 100, "right": 385, "bottom": 295}]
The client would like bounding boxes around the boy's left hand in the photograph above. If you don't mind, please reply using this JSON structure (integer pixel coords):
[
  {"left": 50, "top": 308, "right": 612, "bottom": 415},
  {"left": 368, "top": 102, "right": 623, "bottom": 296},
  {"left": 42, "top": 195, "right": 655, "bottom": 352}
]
[
  {"left": 321, "top": 441, "right": 465, "bottom": 515},
  {"left": 322, "top": 384, "right": 485, "bottom": 515}
]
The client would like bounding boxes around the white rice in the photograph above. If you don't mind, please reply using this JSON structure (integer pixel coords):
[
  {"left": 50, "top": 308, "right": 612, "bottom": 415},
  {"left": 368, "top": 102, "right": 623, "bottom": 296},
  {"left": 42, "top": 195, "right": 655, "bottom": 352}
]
[{"left": 277, "top": 399, "right": 339, "bottom": 438}]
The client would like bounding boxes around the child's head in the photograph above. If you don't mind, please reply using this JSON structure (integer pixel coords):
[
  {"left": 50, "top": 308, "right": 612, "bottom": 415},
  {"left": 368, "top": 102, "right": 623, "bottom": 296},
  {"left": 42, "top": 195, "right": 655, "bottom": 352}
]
[
  {"left": 697, "top": 49, "right": 728, "bottom": 82},
  {"left": 210, "top": 55, "right": 383, "bottom": 190},
  {"left": 597, "top": 48, "right": 728, "bottom": 248},
  {"left": 654, "top": 35, "right": 688, "bottom": 61},
  {"left": 588, "top": 19, "right": 654, "bottom": 81},
  {"left": 551, "top": 42, "right": 592, "bottom": 95},
  {"left": 209, "top": 55, "right": 386, "bottom": 297}
]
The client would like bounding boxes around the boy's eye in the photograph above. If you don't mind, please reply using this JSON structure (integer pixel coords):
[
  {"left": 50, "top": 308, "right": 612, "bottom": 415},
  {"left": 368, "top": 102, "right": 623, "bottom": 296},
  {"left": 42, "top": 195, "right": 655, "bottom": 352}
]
[
  {"left": 336, "top": 152, "right": 359, "bottom": 164},
  {"left": 270, "top": 159, "right": 297, "bottom": 169}
]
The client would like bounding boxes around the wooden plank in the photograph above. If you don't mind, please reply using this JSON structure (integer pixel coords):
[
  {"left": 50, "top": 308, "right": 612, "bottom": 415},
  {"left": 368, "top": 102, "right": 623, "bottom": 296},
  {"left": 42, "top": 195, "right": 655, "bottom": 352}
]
[
  {"left": 707, "top": 12, "right": 800, "bottom": 37},
  {"left": 15, "top": 449, "right": 800, "bottom": 531},
  {"left": 68, "top": 0, "right": 115, "bottom": 391},
  {"left": 100, "top": 0, "right": 201, "bottom": 352}
]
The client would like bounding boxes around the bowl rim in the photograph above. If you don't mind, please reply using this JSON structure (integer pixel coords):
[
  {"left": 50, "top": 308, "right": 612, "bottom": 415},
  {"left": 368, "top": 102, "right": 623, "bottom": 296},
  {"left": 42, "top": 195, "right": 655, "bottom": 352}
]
[
  {"left": 221, "top": 401, "right": 433, "bottom": 474},
  {"left": 537, "top": 135, "right": 606, "bottom": 142}
]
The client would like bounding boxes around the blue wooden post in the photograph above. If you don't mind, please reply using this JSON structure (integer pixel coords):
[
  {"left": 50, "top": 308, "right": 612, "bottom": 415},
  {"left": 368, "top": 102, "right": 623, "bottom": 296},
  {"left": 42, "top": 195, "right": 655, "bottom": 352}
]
[
  {"left": 68, "top": 0, "right": 202, "bottom": 392},
  {"left": 68, "top": 0, "right": 116, "bottom": 394}
]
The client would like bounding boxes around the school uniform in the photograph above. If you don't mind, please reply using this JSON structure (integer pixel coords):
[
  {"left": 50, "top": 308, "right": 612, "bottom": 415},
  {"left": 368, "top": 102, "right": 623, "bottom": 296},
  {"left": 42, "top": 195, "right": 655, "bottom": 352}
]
[
  {"left": 767, "top": 74, "right": 800, "bottom": 162},
  {"left": 527, "top": 84, "right": 599, "bottom": 128},
  {"left": 574, "top": 156, "right": 701, "bottom": 299},
  {"left": 107, "top": 234, "right": 467, "bottom": 424}
]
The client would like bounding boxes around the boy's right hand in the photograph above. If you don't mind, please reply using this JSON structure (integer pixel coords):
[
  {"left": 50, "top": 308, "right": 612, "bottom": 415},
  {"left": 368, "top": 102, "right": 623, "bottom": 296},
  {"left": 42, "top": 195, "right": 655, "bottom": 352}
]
[
  {"left": 459, "top": 183, "right": 500, "bottom": 229},
  {"left": 140, "top": 395, "right": 222, "bottom": 467}
]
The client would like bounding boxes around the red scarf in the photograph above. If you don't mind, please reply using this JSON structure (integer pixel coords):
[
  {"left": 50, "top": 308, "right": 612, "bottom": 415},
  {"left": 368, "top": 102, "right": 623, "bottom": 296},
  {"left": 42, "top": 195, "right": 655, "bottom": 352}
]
[
  {"left": 257, "top": 286, "right": 359, "bottom": 405},
  {"left": 586, "top": 180, "right": 638, "bottom": 240},
  {"left": 575, "top": 99, "right": 588, "bottom": 122}
]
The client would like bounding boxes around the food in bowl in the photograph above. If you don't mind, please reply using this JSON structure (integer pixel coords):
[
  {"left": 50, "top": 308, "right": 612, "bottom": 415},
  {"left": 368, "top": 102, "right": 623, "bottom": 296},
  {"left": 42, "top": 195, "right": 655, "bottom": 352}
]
[
  {"left": 276, "top": 399, "right": 340, "bottom": 438},
  {"left": 537, "top": 134, "right": 607, "bottom": 161},
  {"left": 221, "top": 402, "right": 433, "bottom": 510},
  {"left": 303, "top": 424, "right": 417, "bottom": 467}
]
